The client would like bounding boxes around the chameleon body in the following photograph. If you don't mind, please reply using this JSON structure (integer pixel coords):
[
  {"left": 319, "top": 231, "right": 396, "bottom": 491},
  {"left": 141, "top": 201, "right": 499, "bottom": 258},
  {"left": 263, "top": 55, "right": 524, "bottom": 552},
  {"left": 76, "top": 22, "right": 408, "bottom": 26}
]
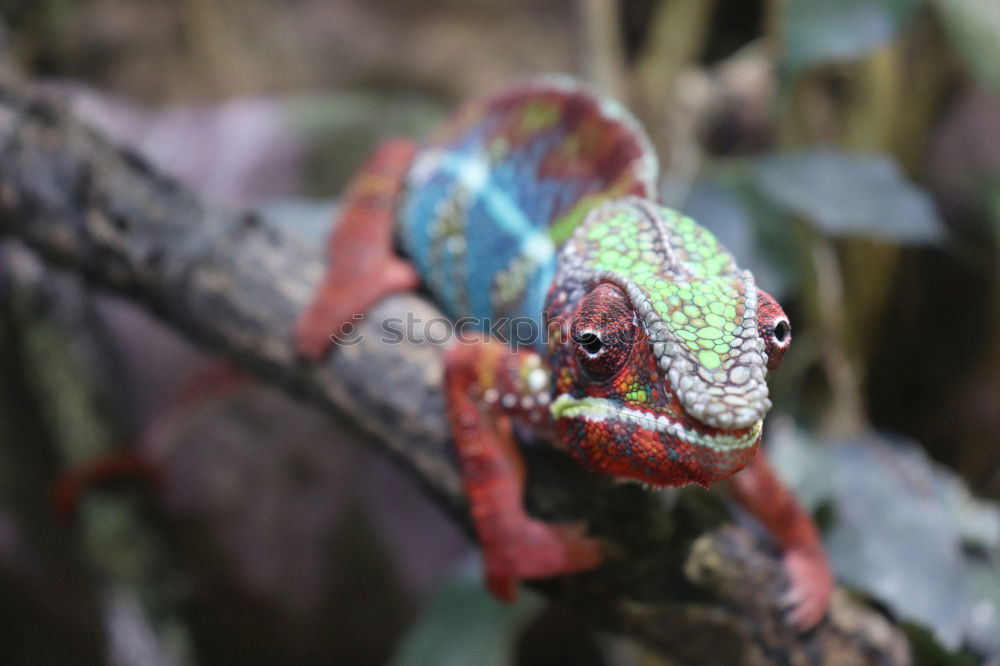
[
  {"left": 295, "top": 75, "right": 830, "bottom": 628},
  {"left": 399, "top": 76, "right": 656, "bottom": 333},
  {"left": 400, "top": 76, "right": 773, "bottom": 484}
]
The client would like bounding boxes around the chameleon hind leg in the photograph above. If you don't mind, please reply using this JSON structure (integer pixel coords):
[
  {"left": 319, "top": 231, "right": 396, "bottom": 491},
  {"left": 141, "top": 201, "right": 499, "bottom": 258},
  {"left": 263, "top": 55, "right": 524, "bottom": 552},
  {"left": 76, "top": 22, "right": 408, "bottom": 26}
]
[
  {"left": 444, "top": 337, "right": 603, "bottom": 601},
  {"left": 51, "top": 361, "right": 249, "bottom": 519},
  {"left": 295, "top": 138, "right": 420, "bottom": 360}
]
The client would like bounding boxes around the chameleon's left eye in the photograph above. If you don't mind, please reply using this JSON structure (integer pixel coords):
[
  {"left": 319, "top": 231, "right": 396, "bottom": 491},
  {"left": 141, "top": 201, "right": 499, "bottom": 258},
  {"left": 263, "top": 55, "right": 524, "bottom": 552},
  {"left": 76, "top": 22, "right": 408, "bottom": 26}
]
[
  {"left": 570, "top": 283, "right": 636, "bottom": 382},
  {"left": 757, "top": 289, "right": 791, "bottom": 371}
]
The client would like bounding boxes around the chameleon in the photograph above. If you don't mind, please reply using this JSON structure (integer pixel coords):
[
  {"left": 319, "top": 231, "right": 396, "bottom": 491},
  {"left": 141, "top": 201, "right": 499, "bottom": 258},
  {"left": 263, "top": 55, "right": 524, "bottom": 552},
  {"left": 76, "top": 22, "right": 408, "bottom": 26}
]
[{"left": 295, "top": 75, "right": 832, "bottom": 628}]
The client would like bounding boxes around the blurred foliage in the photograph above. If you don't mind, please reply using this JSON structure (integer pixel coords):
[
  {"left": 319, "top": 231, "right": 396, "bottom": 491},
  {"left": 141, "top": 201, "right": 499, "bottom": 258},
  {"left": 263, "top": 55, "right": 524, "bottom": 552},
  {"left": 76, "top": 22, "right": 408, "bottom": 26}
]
[
  {"left": 391, "top": 567, "right": 543, "bottom": 666},
  {"left": 770, "top": 421, "right": 1000, "bottom": 655},
  {"left": 781, "top": 0, "right": 923, "bottom": 71},
  {"left": 902, "top": 623, "right": 981, "bottom": 666},
  {"left": 0, "top": 249, "right": 196, "bottom": 664},
  {"left": 753, "top": 149, "right": 943, "bottom": 244},
  {"left": 937, "top": 0, "right": 1000, "bottom": 95}
]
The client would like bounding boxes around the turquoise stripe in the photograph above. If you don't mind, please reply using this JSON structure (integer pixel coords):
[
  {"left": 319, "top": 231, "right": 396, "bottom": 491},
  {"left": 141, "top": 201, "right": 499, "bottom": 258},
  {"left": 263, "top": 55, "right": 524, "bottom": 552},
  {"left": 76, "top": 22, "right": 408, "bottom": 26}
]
[{"left": 435, "top": 152, "right": 555, "bottom": 270}]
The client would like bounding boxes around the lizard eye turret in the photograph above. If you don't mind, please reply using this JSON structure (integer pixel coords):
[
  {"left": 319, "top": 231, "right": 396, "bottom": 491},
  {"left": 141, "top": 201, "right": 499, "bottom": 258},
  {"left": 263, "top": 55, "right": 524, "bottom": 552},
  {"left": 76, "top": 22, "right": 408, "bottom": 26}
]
[
  {"left": 757, "top": 289, "right": 791, "bottom": 372},
  {"left": 570, "top": 283, "right": 636, "bottom": 382}
]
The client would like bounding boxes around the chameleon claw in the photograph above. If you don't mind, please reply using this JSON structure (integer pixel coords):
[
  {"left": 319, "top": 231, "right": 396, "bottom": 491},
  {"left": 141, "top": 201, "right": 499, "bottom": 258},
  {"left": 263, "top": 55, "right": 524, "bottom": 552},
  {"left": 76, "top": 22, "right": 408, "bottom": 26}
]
[
  {"left": 486, "top": 570, "right": 520, "bottom": 603},
  {"left": 780, "top": 548, "right": 833, "bottom": 630}
]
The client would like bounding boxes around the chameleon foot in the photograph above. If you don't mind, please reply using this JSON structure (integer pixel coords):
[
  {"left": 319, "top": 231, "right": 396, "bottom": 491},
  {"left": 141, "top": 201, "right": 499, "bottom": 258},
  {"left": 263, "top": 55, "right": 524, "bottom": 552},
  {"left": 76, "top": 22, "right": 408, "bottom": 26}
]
[
  {"left": 295, "top": 254, "right": 417, "bottom": 359},
  {"left": 728, "top": 449, "right": 833, "bottom": 630},
  {"left": 444, "top": 338, "right": 604, "bottom": 601},
  {"left": 781, "top": 547, "right": 833, "bottom": 630},
  {"left": 483, "top": 518, "right": 603, "bottom": 602}
]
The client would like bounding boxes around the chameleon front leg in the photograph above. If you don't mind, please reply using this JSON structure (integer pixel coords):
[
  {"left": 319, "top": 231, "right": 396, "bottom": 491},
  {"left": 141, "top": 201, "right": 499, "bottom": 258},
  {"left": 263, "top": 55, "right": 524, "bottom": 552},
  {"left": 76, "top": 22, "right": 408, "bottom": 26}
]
[
  {"left": 295, "top": 138, "right": 420, "bottom": 360},
  {"left": 444, "top": 338, "right": 603, "bottom": 601},
  {"left": 728, "top": 448, "right": 833, "bottom": 629}
]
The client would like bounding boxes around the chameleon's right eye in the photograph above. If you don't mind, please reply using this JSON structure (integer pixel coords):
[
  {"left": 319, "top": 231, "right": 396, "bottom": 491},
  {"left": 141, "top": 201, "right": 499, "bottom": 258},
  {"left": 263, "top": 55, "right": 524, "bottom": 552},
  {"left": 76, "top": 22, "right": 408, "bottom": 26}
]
[{"left": 570, "top": 283, "right": 636, "bottom": 382}]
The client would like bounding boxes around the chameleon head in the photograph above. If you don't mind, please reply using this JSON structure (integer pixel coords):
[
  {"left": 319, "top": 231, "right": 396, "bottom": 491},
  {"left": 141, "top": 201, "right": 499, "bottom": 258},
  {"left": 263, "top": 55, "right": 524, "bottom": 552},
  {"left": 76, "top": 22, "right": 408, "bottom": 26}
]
[{"left": 544, "top": 197, "right": 791, "bottom": 487}]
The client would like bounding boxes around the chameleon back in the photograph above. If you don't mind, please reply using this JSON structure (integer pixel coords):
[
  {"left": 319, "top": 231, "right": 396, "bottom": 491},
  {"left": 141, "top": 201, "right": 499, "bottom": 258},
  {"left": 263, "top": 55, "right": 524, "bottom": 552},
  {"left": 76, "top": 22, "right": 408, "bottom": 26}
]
[{"left": 398, "top": 76, "right": 658, "bottom": 344}]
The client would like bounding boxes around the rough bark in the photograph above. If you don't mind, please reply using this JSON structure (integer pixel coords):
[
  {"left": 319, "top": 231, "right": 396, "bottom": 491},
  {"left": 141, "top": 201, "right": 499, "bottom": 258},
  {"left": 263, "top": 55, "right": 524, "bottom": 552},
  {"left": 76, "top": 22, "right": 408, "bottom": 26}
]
[{"left": 0, "top": 78, "right": 910, "bottom": 665}]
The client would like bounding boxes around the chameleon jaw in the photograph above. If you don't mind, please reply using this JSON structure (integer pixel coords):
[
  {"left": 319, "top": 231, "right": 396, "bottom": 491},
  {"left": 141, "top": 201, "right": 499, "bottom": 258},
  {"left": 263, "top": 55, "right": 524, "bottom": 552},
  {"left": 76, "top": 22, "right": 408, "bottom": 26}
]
[
  {"left": 549, "top": 393, "right": 762, "bottom": 486},
  {"left": 550, "top": 394, "right": 762, "bottom": 452}
]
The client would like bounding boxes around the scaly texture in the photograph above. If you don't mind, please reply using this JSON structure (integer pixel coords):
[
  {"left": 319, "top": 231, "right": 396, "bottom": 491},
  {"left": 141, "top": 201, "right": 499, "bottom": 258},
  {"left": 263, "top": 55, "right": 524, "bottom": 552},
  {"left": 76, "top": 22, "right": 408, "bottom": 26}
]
[
  {"left": 398, "top": 74, "right": 657, "bottom": 334},
  {"left": 551, "top": 198, "right": 771, "bottom": 431}
]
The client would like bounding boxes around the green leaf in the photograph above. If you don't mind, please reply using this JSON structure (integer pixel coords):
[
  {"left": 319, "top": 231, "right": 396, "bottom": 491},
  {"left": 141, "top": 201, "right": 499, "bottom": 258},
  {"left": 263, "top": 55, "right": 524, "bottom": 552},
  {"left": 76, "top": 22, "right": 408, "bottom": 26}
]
[
  {"left": 391, "top": 568, "right": 544, "bottom": 666},
  {"left": 936, "top": 0, "right": 1000, "bottom": 94},
  {"left": 753, "top": 149, "right": 944, "bottom": 244},
  {"left": 902, "top": 623, "right": 981, "bottom": 666},
  {"left": 782, "top": 0, "right": 924, "bottom": 71}
]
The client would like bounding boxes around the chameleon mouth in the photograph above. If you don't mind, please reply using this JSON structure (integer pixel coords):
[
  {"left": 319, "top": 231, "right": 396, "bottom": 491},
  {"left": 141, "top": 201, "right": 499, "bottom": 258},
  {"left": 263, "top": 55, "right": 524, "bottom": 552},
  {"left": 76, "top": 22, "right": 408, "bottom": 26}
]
[{"left": 550, "top": 394, "right": 761, "bottom": 452}]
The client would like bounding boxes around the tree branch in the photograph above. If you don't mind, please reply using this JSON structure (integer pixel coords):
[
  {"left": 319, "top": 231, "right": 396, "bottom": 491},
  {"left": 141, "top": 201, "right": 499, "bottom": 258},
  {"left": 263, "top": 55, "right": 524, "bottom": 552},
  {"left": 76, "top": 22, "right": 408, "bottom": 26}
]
[{"left": 0, "top": 79, "right": 909, "bottom": 664}]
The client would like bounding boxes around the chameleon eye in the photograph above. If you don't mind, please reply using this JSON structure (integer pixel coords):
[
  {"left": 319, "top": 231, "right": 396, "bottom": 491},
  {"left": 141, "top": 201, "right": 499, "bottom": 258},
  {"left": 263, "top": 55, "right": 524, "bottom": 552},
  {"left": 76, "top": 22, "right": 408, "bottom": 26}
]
[
  {"left": 772, "top": 319, "right": 791, "bottom": 344},
  {"left": 570, "top": 283, "right": 636, "bottom": 382},
  {"left": 757, "top": 289, "right": 791, "bottom": 371},
  {"left": 572, "top": 330, "right": 604, "bottom": 355}
]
